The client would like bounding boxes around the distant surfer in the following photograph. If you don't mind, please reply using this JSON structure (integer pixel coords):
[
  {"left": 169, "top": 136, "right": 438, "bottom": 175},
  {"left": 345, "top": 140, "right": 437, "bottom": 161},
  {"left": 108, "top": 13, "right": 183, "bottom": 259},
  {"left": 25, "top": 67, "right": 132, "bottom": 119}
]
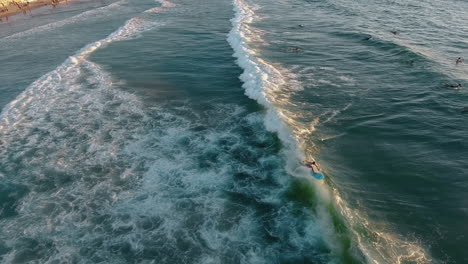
[
  {"left": 456, "top": 57, "right": 463, "bottom": 65},
  {"left": 287, "top": 46, "right": 302, "bottom": 53},
  {"left": 363, "top": 35, "right": 372, "bottom": 41},
  {"left": 390, "top": 30, "right": 399, "bottom": 35},
  {"left": 444, "top": 83, "right": 462, "bottom": 90},
  {"left": 303, "top": 160, "right": 320, "bottom": 174}
]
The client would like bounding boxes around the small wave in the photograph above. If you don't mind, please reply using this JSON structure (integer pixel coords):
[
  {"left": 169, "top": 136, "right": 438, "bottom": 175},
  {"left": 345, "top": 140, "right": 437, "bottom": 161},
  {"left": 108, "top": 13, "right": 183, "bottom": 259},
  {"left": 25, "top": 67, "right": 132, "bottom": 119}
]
[
  {"left": 318, "top": 79, "right": 341, "bottom": 87},
  {"left": 313, "top": 103, "right": 352, "bottom": 127},
  {"left": 290, "top": 65, "right": 356, "bottom": 88},
  {"left": 338, "top": 75, "right": 354, "bottom": 83}
]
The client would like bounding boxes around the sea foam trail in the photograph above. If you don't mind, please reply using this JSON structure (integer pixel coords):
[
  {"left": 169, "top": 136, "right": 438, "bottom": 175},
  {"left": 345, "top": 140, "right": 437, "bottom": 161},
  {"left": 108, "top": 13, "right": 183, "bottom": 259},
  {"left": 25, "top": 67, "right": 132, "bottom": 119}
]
[
  {"left": 227, "top": 0, "right": 433, "bottom": 263},
  {"left": 0, "top": 0, "right": 173, "bottom": 187},
  {"left": 227, "top": 0, "right": 300, "bottom": 151},
  {"left": 0, "top": 0, "right": 170, "bottom": 124},
  {"left": 0, "top": 1, "right": 177, "bottom": 263},
  {"left": 0, "top": 0, "right": 173, "bottom": 178}
]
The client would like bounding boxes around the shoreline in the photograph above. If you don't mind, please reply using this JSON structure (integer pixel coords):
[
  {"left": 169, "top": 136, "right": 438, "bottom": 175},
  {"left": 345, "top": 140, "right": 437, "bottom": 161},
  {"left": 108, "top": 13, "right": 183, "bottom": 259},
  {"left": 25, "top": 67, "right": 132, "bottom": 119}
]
[{"left": 0, "top": 0, "right": 68, "bottom": 22}]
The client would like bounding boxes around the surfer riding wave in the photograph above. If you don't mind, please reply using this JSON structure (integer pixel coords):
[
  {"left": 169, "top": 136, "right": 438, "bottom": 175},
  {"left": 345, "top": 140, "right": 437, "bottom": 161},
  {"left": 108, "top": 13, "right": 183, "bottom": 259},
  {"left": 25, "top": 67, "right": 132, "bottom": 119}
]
[{"left": 303, "top": 160, "right": 319, "bottom": 174}]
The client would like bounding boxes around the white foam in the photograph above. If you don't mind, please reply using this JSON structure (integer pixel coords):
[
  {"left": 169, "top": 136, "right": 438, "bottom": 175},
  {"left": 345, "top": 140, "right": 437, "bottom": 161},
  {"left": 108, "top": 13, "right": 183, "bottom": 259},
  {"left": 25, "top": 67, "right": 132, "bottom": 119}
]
[
  {"left": 146, "top": 0, "right": 176, "bottom": 13},
  {"left": 0, "top": 0, "right": 172, "bottom": 124},
  {"left": 227, "top": 0, "right": 433, "bottom": 263},
  {"left": 228, "top": 0, "right": 350, "bottom": 259},
  {"left": 228, "top": 0, "right": 306, "bottom": 150},
  {"left": 338, "top": 75, "right": 354, "bottom": 83},
  {"left": 318, "top": 79, "right": 341, "bottom": 87},
  {"left": 0, "top": 54, "right": 147, "bottom": 261},
  {"left": 1, "top": 79, "right": 329, "bottom": 262},
  {"left": 0, "top": 10, "right": 175, "bottom": 257}
]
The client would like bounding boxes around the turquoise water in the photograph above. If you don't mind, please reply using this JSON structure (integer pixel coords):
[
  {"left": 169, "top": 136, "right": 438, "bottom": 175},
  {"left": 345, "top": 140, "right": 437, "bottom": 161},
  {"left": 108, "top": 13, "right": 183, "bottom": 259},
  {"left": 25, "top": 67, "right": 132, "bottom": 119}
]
[{"left": 0, "top": 0, "right": 467, "bottom": 263}]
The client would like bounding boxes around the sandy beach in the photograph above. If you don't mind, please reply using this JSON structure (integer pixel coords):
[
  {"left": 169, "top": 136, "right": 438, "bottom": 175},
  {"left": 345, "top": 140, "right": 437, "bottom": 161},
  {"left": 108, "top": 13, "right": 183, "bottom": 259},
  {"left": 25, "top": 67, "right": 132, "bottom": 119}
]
[{"left": 0, "top": 0, "right": 68, "bottom": 22}]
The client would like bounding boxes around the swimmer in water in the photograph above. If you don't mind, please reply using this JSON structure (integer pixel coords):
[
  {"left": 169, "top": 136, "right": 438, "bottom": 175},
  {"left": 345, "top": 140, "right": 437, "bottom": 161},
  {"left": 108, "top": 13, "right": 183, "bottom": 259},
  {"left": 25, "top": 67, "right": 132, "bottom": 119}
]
[
  {"left": 456, "top": 57, "right": 463, "bottom": 65},
  {"left": 303, "top": 160, "right": 320, "bottom": 174},
  {"left": 444, "top": 83, "right": 462, "bottom": 89},
  {"left": 287, "top": 46, "right": 301, "bottom": 53}
]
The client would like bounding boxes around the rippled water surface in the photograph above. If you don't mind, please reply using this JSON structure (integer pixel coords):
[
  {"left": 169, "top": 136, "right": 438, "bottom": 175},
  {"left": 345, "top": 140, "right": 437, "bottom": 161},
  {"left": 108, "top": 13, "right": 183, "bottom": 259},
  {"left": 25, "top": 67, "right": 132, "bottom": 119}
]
[{"left": 1, "top": 0, "right": 467, "bottom": 263}]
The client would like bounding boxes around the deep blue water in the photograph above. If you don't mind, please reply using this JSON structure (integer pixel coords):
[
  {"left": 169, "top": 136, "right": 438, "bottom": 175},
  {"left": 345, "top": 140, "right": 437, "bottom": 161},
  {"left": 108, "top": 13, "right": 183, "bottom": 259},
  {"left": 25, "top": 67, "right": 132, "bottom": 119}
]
[{"left": 0, "top": 0, "right": 467, "bottom": 263}]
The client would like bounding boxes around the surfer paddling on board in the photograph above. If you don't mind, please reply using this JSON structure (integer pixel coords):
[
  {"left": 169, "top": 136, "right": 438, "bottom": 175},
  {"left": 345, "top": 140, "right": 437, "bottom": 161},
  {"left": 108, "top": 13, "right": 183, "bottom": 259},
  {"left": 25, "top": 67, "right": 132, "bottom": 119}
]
[{"left": 303, "top": 160, "right": 320, "bottom": 174}]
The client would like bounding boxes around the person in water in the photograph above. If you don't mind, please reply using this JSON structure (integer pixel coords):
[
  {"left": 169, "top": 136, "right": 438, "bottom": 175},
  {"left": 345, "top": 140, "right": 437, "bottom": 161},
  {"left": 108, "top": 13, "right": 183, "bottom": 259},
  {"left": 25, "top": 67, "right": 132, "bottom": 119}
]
[
  {"left": 444, "top": 83, "right": 462, "bottom": 89},
  {"left": 303, "top": 160, "right": 320, "bottom": 174},
  {"left": 456, "top": 57, "right": 463, "bottom": 65}
]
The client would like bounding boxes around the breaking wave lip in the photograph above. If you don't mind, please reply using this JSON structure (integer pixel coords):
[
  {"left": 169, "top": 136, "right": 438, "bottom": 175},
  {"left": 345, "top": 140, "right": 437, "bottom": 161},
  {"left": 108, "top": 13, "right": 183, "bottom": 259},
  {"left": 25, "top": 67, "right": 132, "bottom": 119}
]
[
  {"left": 227, "top": 0, "right": 434, "bottom": 263},
  {"left": 227, "top": 0, "right": 348, "bottom": 260},
  {"left": 227, "top": 0, "right": 301, "bottom": 149}
]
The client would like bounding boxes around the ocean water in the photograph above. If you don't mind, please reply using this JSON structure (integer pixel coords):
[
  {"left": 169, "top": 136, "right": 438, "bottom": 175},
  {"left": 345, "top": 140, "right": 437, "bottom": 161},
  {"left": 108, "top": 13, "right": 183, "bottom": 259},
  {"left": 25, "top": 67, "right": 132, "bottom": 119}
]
[{"left": 0, "top": 0, "right": 467, "bottom": 263}]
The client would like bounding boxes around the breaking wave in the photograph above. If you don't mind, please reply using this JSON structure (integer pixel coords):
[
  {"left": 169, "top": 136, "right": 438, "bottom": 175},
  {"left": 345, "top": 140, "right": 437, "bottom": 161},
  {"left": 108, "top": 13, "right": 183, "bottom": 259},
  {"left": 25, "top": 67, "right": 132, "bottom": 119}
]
[{"left": 227, "top": 0, "right": 433, "bottom": 263}]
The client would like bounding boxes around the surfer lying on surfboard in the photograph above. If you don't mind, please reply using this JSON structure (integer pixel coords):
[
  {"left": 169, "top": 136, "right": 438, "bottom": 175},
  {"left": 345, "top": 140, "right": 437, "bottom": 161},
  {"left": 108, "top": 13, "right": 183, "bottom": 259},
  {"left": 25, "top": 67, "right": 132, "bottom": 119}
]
[{"left": 303, "top": 160, "right": 320, "bottom": 174}]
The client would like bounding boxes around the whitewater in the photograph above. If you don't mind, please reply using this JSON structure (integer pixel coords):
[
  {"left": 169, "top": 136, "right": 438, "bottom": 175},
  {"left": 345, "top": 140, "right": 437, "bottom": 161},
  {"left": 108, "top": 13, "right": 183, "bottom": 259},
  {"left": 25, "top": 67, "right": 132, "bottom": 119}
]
[{"left": 1, "top": 0, "right": 467, "bottom": 263}]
